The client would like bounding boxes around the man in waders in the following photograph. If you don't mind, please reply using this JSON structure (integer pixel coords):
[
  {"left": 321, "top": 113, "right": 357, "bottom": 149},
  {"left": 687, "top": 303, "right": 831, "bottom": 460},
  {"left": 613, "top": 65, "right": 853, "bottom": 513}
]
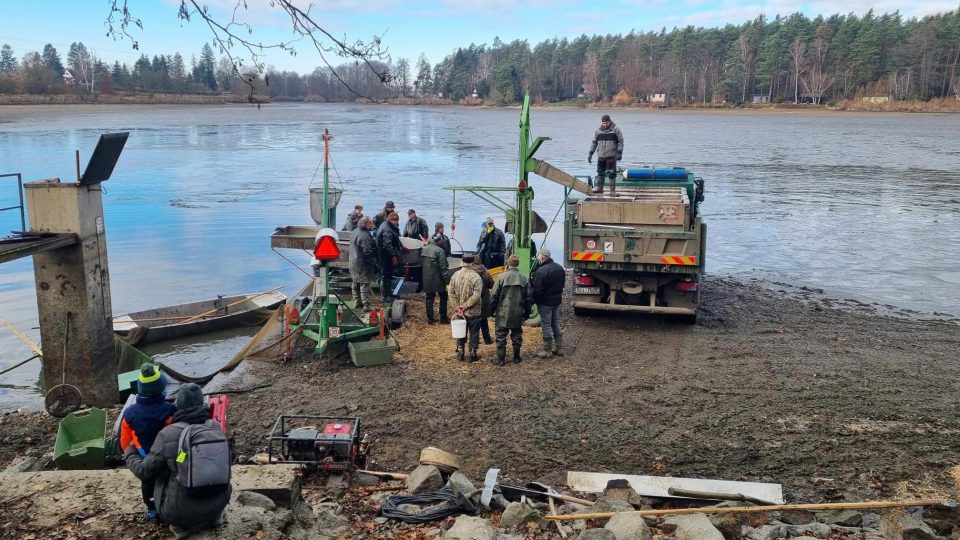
[
  {"left": 587, "top": 114, "right": 624, "bottom": 194},
  {"left": 489, "top": 255, "right": 532, "bottom": 365}
]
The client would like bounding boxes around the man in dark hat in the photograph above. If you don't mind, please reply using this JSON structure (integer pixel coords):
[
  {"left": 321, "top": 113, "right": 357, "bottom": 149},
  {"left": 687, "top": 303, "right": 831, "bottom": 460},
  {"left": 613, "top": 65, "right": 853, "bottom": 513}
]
[
  {"left": 403, "top": 208, "right": 429, "bottom": 240},
  {"left": 126, "top": 383, "right": 231, "bottom": 538},
  {"left": 374, "top": 201, "right": 396, "bottom": 229},
  {"left": 376, "top": 212, "right": 404, "bottom": 301},
  {"left": 587, "top": 114, "right": 624, "bottom": 194}
]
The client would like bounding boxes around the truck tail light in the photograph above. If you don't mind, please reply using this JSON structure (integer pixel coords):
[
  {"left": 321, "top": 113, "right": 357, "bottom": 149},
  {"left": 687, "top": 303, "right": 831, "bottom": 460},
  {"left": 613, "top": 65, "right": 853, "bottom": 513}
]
[
  {"left": 676, "top": 281, "right": 698, "bottom": 292},
  {"left": 574, "top": 275, "right": 595, "bottom": 286}
]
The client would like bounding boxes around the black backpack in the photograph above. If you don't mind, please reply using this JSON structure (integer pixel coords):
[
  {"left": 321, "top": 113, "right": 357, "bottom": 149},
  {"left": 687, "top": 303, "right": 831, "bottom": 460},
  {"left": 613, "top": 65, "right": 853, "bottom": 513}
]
[{"left": 173, "top": 420, "right": 231, "bottom": 496}]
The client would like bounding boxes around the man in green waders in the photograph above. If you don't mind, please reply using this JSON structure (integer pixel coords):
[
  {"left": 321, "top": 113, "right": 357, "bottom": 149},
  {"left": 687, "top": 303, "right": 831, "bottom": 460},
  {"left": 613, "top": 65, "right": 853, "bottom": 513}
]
[{"left": 489, "top": 255, "right": 532, "bottom": 365}]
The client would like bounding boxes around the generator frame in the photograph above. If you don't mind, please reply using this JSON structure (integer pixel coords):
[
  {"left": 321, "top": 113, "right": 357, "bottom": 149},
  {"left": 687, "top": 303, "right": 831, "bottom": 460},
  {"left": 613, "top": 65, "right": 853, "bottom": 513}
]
[{"left": 267, "top": 414, "right": 367, "bottom": 469}]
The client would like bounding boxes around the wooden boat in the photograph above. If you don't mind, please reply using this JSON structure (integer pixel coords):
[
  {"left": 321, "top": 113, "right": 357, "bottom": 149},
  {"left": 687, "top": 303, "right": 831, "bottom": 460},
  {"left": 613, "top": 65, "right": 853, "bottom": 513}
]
[{"left": 113, "top": 290, "right": 287, "bottom": 346}]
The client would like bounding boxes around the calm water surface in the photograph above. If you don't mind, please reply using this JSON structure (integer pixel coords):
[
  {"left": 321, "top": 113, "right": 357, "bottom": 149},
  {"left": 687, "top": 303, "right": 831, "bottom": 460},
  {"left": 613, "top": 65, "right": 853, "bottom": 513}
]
[{"left": 1, "top": 103, "right": 958, "bottom": 409}]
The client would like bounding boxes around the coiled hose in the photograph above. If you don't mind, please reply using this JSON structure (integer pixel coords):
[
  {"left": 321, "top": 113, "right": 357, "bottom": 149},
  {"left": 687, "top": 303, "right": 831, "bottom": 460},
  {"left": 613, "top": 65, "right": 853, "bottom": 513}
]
[{"left": 381, "top": 486, "right": 479, "bottom": 523}]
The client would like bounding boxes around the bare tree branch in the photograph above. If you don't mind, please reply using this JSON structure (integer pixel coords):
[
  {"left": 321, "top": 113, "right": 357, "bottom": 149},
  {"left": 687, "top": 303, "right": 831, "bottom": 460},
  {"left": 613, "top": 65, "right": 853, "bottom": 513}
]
[{"left": 105, "top": 0, "right": 390, "bottom": 103}]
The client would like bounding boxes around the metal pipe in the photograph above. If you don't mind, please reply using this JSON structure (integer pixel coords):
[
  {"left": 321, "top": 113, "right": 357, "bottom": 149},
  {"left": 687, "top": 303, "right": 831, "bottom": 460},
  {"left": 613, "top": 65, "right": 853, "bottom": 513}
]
[{"left": 571, "top": 301, "right": 694, "bottom": 315}]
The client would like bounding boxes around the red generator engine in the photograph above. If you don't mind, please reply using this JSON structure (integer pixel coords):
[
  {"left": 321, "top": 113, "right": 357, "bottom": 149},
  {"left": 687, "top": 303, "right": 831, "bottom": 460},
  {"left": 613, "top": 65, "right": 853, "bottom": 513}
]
[
  {"left": 268, "top": 415, "right": 369, "bottom": 471},
  {"left": 206, "top": 394, "right": 229, "bottom": 434}
]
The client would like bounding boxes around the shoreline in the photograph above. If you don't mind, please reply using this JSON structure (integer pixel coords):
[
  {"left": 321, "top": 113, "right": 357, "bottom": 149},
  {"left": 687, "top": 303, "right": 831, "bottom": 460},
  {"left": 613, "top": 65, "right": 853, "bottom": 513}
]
[
  {"left": 2, "top": 274, "right": 959, "bottom": 509},
  {"left": 2, "top": 93, "right": 959, "bottom": 114}
]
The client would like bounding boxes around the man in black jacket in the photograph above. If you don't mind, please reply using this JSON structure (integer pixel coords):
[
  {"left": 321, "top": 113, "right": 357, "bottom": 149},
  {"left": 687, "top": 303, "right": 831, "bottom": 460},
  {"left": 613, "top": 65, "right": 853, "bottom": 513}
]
[
  {"left": 531, "top": 248, "right": 565, "bottom": 358},
  {"left": 349, "top": 216, "right": 379, "bottom": 310},
  {"left": 373, "top": 201, "right": 396, "bottom": 229},
  {"left": 403, "top": 208, "right": 429, "bottom": 240},
  {"left": 376, "top": 212, "right": 404, "bottom": 301},
  {"left": 125, "top": 383, "right": 231, "bottom": 539},
  {"left": 432, "top": 222, "right": 452, "bottom": 257}
]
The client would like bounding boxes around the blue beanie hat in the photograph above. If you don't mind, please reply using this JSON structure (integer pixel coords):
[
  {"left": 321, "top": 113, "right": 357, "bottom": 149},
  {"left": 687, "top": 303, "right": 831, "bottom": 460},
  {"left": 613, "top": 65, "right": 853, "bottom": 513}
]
[{"left": 138, "top": 363, "right": 167, "bottom": 396}]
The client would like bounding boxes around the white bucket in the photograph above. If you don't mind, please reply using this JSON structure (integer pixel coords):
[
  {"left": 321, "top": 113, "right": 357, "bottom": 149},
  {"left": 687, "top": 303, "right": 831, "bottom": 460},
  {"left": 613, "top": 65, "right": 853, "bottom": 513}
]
[{"left": 451, "top": 319, "right": 467, "bottom": 339}]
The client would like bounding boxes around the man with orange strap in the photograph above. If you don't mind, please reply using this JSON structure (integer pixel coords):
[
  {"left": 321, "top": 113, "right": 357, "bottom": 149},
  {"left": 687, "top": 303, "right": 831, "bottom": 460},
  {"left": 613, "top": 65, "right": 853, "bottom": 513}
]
[{"left": 120, "top": 363, "right": 176, "bottom": 521}]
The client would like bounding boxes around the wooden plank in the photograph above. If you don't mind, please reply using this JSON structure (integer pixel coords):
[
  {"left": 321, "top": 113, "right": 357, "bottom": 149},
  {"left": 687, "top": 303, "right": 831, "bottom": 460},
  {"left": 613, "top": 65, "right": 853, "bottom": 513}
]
[
  {"left": 0, "top": 233, "right": 77, "bottom": 264},
  {"left": 566, "top": 471, "right": 784, "bottom": 505},
  {"left": 545, "top": 499, "right": 949, "bottom": 521}
]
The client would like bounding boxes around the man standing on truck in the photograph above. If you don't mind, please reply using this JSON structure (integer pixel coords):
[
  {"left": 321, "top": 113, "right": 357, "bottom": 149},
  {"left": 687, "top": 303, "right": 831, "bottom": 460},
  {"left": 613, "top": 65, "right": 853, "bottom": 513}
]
[
  {"left": 587, "top": 114, "right": 624, "bottom": 194},
  {"left": 532, "top": 248, "right": 566, "bottom": 358}
]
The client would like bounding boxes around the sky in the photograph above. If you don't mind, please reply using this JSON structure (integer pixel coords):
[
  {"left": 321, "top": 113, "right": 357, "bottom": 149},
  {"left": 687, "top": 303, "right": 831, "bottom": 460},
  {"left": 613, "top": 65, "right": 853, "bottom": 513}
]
[{"left": 0, "top": 1, "right": 956, "bottom": 74}]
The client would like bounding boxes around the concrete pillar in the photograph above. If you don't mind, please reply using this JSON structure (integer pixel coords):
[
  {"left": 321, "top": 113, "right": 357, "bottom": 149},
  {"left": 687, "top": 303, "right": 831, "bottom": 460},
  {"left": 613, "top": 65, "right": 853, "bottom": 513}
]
[{"left": 26, "top": 179, "right": 116, "bottom": 407}]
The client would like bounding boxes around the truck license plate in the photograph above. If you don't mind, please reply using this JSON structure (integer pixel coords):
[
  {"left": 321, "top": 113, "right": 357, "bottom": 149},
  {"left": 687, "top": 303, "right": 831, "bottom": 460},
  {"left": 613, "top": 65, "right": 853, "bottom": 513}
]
[{"left": 574, "top": 287, "right": 600, "bottom": 295}]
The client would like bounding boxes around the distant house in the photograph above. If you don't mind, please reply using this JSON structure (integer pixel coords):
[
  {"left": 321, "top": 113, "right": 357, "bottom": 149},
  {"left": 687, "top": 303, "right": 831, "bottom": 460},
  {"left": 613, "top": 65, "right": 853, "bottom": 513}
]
[
  {"left": 648, "top": 93, "right": 669, "bottom": 104},
  {"left": 861, "top": 95, "right": 891, "bottom": 104},
  {"left": 751, "top": 94, "right": 770, "bottom": 104}
]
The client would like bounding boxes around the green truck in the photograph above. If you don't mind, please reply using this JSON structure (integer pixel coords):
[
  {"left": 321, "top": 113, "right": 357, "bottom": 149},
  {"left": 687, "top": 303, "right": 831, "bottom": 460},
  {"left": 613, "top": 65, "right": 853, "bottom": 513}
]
[{"left": 563, "top": 167, "right": 706, "bottom": 321}]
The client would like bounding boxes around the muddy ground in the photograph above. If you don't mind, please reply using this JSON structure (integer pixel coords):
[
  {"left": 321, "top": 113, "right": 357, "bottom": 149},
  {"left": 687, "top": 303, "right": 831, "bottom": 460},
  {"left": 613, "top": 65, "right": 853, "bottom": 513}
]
[
  {"left": 226, "top": 274, "right": 960, "bottom": 503},
  {"left": 3, "top": 274, "right": 959, "bottom": 510}
]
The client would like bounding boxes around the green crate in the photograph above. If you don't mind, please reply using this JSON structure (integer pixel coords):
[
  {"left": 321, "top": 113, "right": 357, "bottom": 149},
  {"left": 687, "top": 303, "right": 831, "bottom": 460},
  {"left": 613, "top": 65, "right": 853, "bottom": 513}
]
[
  {"left": 348, "top": 337, "right": 396, "bottom": 367},
  {"left": 53, "top": 408, "right": 107, "bottom": 470},
  {"left": 117, "top": 369, "right": 139, "bottom": 400}
]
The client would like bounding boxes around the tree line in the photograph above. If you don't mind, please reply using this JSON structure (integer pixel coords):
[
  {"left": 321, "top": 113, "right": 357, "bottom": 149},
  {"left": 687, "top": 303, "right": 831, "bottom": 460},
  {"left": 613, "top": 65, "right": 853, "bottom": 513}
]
[{"left": 2, "top": 8, "right": 959, "bottom": 104}]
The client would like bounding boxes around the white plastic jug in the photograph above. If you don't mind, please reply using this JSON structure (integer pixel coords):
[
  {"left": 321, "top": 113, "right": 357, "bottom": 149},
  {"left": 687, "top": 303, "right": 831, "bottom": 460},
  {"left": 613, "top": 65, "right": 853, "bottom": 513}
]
[{"left": 450, "top": 319, "right": 467, "bottom": 339}]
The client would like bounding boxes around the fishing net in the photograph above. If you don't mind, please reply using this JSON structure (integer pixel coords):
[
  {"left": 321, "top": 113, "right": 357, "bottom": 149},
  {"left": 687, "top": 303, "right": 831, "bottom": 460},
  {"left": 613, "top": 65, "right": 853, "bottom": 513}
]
[
  {"left": 112, "top": 305, "right": 295, "bottom": 385},
  {"left": 225, "top": 305, "right": 301, "bottom": 364}
]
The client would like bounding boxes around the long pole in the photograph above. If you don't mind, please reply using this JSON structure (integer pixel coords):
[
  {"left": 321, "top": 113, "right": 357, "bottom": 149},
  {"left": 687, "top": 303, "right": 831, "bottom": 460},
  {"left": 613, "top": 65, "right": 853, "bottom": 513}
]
[
  {"left": 319, "top": 129, "right": 332, "bottom": 343},
  {"left": 544, "top": 499, "right": 952, "bottom": 521}
]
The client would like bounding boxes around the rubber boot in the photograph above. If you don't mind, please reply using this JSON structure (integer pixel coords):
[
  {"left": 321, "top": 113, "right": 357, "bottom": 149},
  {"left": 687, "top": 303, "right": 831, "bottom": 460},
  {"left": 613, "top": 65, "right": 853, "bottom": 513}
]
[
  {"left": 456, "top": 344, "right": 465, "bottom": 362},
  {"left": 536, "top": 338, "right": 554, "bottom": 358},
  {"left": 552, "top": 335, "right": 564, "bottom": 357},
  {"left": 513, "top": 346, "right": 522, "bottom": 364},
  {"left": 468, "top": 348, "right": 480, "bottom": 363},
  {"left": 592, "top": 175, "right": 604, "bottom": 194},
  {"left": 493, "top": 347, "right": 506, "bottom": 366},
  {"left": 608, "top": 171, "right": 617, "bottom": 196}
]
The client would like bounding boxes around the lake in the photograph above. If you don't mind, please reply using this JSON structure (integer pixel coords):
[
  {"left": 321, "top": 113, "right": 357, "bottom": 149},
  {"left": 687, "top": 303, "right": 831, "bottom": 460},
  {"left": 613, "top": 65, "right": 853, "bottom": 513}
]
[{"left": 1, "top": 103, "right": 959, "bottom": 409}]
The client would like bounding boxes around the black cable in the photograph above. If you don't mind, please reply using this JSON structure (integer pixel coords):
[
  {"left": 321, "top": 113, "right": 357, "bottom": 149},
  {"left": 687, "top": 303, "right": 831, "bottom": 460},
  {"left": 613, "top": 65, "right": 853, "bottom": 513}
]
[{"left": 381, "top": 486, "right": 479, "bottom": 523}]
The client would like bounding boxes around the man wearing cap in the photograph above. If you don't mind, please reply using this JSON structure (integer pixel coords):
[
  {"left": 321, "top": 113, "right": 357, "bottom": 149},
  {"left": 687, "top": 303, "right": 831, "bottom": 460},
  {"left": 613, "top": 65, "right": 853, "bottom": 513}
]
[
  {"left": 374, "top": 201, "right": 396, "bottom": 229},
  {"left": 376, "top": 212, "right": 404, "bottom": 301},
  {"left": 489, "top": 255, "right": 532, "bottom": 365},
  {"left": 587, "top": 114, "right": 624, "bottom": 194},
  {"left": 342, "top": 204, "right": 364, "bottom": 231},
  {"left": 403, "top": 209, "right": 429, "bottom": 240},
  {"left": 477, "top": 217, "right": 506, "bottom": 269},
  {"left": 448, "top": 254, "right": 484, "bottom": 362},
  {"left": 349, "top": 216, "right": 378, "bottom": 310},
  {"left": 531, "top": 248, "right": 566, "bottom": 357},
  {"left": 421, "top": 236, "right": 450, "bottom": 324},
  {"left": 126, "top": 383, "right": 231, "bottom": 538},
  {"left": 432, "top": 222, "right": 452, "bottom": 257},
  {"left": 120, "top": 363, "right": 176, "bottom": 521}
]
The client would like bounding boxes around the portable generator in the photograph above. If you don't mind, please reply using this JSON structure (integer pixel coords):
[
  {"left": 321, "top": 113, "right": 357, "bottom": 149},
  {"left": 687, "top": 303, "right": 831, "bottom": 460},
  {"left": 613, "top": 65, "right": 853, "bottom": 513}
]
[{"left": 268, "top": 415, "right": 369, "bottom": 470}]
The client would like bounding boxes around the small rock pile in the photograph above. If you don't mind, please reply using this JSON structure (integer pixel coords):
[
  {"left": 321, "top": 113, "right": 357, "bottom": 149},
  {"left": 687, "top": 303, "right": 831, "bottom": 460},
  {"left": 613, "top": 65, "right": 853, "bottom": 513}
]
[{"left": 343, "top": 468, "right": 960, "bottom": 540}]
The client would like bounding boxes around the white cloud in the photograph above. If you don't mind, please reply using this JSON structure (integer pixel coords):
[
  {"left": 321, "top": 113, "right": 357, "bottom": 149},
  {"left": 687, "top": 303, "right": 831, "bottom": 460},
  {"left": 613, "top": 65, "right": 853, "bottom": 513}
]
[{"left": 660, "top": 0, "right": 958, "bottom": 28}]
